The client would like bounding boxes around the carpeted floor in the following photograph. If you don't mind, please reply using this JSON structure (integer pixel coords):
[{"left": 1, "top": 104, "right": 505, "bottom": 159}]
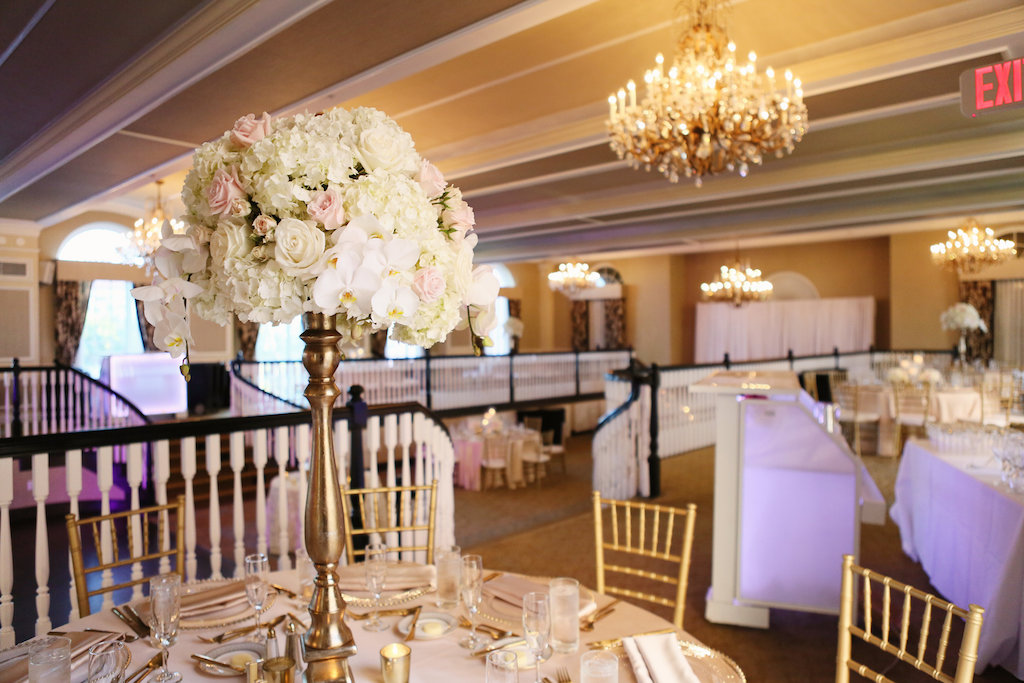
[{"left": 456, "top": 433, "right": 1019, "bottom": 683}]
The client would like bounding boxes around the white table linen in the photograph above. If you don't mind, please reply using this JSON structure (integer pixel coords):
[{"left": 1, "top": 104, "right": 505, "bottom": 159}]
[{"left": 890, "top": 439, "right": 1024, "bottom": 677}]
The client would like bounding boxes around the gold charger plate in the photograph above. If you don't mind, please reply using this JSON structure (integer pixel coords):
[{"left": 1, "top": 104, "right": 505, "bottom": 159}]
[
  {"left": 340, "top": 586, "right": 430, "bottom": 608},
  {"left": 133, "top": 579, "right": 276, "bottom": 631},
  {"left": 680, "top": 640, "right": 746, "bottom": 683},
  {"left": 478, "top": 582, "right": 596, "bottom": 628}
]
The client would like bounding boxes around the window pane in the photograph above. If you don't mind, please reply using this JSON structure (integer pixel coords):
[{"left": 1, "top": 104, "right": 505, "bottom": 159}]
[
  {"left": 57, "top": 223, "right": 135, "bottom": 265},
  {"left": 74, "top": 280, "right": 144, "bottom": 378},
  {"left": 255, "top": 318, "right": 305, "bottom": 361}
]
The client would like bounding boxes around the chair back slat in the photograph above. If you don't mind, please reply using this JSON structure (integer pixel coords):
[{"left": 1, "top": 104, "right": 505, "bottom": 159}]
[{"left": 342, "top": 480, "right": 438, "bottom": 565}]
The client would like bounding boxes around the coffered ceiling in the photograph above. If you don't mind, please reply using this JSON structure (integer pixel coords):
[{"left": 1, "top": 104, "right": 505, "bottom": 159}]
[{"left": 1, "top": 0, "right": 1022, "bottom": 263}]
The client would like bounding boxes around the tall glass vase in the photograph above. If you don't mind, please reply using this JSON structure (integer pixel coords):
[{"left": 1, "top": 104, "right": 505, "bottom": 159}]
[
  {"left": 958, "top": 330, "right": 968, "bottom": 368},
  {"left": 300, "top": 312, "right": 357, "bottom": 682}
]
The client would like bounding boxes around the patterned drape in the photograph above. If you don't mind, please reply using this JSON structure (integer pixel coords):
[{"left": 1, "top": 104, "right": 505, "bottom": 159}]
[
  {"left": 54, "top": 280, "right": 92, "bottom": 366},
  {"left": 370, "top": 330, "right": 388, "bottom": 358},
  {"left": 571, "top": 300, "right": 588, "bottom": 351},
  {"left": 507, "top": 298, "right": 521, "bottom": 354},
  {"left": 235, "top": 319, "right": 260, "bottom": 361},
  {"left": 959, "top": 280, "right": 994, "bottom": 363},
  {"left": 135, "top": 298, "right": 158, "bottom": 351},
  {"left": 603, "top": 297, "right": 626, "bottom": 349}
]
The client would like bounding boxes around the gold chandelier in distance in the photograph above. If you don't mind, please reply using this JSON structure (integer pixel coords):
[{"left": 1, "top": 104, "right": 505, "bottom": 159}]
[
  {"left": 128, "top": 180, "right": 185, "bottom": 270},
  {"left": 930, "top": 218, "right": 1016, "bottom": 276},
  {"left": 548, "top": 261, "right": 601, "bottom": 295},
  {"left": 607, "top": 0, "right": 808, "bottom": 186},
  {"left": 700, "top": 259, "right": 773, "bottom": 306}
]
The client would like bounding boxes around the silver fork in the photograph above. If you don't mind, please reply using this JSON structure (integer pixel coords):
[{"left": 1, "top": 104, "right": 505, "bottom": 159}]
[{"left": 556, "top": 666, "right": 573, "bottom": 683}]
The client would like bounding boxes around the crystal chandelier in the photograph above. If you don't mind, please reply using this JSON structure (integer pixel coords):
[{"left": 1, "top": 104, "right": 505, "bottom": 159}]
[
  {"left": 607, "top": 0, "right": 808, "bottom": 186},
  {"left": 700, "top": 259, "right": 773, "bottom": 306},
  {"left": 930, "top": 218, "right": 1016, "bottom": 276},
  {"left": 548, "top": 261, "right": 601, "bottom": 295},
  {"left": 127, "top": 180, "right": 185, "bottom": 270}
]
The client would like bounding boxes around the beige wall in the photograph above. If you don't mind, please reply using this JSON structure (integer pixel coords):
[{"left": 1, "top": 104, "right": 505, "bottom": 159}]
[
  {"left": 604, "top": 254, "right": 676, "bottom": 365},
  {"left": 889, "top": 230, "right": 960, "bottom": 351}
]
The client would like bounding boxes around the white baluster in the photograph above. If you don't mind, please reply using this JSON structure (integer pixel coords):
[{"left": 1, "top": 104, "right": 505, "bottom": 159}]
[
  {"left": 28, "top": 373, "right": 38, "bottom": 435},
  {"left": 64, "top": 449, "right": 82, "bottom": 621},
  {"left": 180, "top": 437, "right": 198, "bottom": 582},
  {"left": 32, "top": 453, "right": 51, "bottom": 634},
  {"left": 0, "top": 457, "right": 14, "bottom": 647},
  {"left": 295, "top": 424, "right": 310, "bottom": 556},
  {"left": 366, "top": 418, "right": 381, "bottom": 489},
  {"left": 206, "top": 434, "right": 223, "bottom": 580},
  {"left": 229, "top": 431, "right": 246, "bottom": 578},
  {"left": 126, "top": 443, "right": 144, "bottom": 602},
  {"left": 252, "top": 430, "right": 268, "bottom": 557},
  {"left": 274, "top": 426, "right": 291, "bottom": 571},
  {"left": 383, "top": 415, "right": 399, "bottom": 555},
  {"left": 153, "top": 440, "right": 171, "bottom": 575},
  {"left": 95, "top": 446, "right": 115, "bottom": 611}
]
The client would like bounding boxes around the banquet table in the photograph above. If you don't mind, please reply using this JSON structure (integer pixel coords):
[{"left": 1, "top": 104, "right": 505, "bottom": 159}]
[
  {"left": 890, "top": 438, "right": 1024, "bottom": 678},
  {"left": 49, "top": 568, "right": 743, "bottom": 682},
  {"left": 453, "top": 427, "right": 544, "bottom": 491},
  {"left": 856, "top": 386, "right": 983, "bottom": 456}
]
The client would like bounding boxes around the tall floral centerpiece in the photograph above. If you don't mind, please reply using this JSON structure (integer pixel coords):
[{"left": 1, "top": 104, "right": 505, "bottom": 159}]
[
  {"left": 134, "top": 108, "right": 498, "bottom": 680},
  {"left": 940, "top": 302, "right": 987, "bottom": 366}
]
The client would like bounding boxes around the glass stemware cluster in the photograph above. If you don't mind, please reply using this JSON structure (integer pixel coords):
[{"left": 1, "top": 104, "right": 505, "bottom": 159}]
[
  {"left": 522, "top": 591, "right": 551, "bottom": 683},
  {"left": 459, "top": 554, "right": 484, "bottom": 649},
  {"left": 993, "top": 430, "right": 1024, "bottom": 491},
  {"left": 149, "top": 573, "right": 182, "bottom": 683},
  {"left": 244, "top": 553, "right": 271, "bottom": 641},
  {"left": 363, "top": 543, "right": 390, "bottom": 632}
]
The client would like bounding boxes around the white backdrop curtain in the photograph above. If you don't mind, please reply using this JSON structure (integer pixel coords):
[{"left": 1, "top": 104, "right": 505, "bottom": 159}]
[
  {"left": 994, "top": 280, "right": 1024, "bottom": 366},
  {"left": 695, "top": 297, "right": 875, "bottom": 364}
]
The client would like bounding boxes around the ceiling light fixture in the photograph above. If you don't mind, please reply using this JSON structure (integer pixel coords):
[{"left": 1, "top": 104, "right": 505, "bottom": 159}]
[
  {"left": 126, "top": 180, "right": 185, "bottom": 271},
  {"left": 700, "top": 258, "right": 773, "bottom": 306},
  {"left": 607, "top": 0, "right": 808, "bottom": 186},
  {"left": 548, "top": 261, "right": 601, "bottom": 296},
  {"left": 930, "top": 218, "right": 1016, "bottom": 276}
]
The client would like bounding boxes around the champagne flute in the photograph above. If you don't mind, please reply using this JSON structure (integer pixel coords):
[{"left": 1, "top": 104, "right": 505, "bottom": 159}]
[
  {"left": 522, "top": 591, "right": 550, "bottom": 683},
  {"left": 244, "top": 553, "right": 270, "bottom": 641},
  {"left": 149, "top": 573, "right": 182, "bottom": 683},
  {"left": 363, "top": 543, "right": 389, "bottom": 632},
  {"left": 458, "top": 554, "right": 484, "bottom": 649}
]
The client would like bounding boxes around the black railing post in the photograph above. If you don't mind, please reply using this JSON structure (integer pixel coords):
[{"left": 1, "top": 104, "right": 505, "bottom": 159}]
[
  {"left": 723, "top": 353, "right": 731, "bottom": 370},
  {"left": 508, "top": 354, "right": 515, "bottom": 404},
  {"left": 648, "top": 363, "right": 661, "bottom": 498},
  {"left": 787, "top": 349, "right": 795, "bottom": 370},
  {"left": 424, "top": 350, "right": 433, "bottom": 410},
  {"left": 575, "top": 351, "right": 581, "bottom": 397},
  {"left": 833, "top": 346, "right": 840, "bottom": 369},
  {"left": 11, "top": 358, "right": 22, "bottom": 437},
  {"left": 346, "top": 384, "right": 369, "bottom": 554}
]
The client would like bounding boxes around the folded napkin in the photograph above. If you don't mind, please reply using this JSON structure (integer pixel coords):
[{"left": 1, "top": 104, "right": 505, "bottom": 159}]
[
  {"left": 484, "top": 574, "right": 547, "bottom": 608},
  {"left": 0, "top": 631, "right": 109, "bottom": 683},
  {"left": 623, "top": 632, "right": 699, "bottom": 683},
  {"left": 179, "top": 580, "right": 250, "bottom": 619},
  {"left": 336, "top": 563, "right": 436, "bottom": 592}
]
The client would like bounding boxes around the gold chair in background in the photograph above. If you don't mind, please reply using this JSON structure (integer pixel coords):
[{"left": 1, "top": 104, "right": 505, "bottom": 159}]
[
  {"left": 66, "top": 496, "right": 185, "bottom": 616},
  {"left": 592, "top": 491, "right": 697, "bottom": 629},
  {"left": 341, "top": 479, "right": 438, "bottom": 564},
  {"left": 481, "top": 432, "right": 510, "bottom": 489},
  {"left": 890, "top": 383, "right": 933, "bottom": 456},
  {"left": 834, "top": 383, "right": 881, "bottom": 457},
  {"left": 836, "top": 554, "right": 985, "bottom": 683}
]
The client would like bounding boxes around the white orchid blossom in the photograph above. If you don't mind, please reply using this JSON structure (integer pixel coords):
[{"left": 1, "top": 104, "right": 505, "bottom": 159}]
[{"left": 371, "top": 280, "right": 419, "bottom": 327}]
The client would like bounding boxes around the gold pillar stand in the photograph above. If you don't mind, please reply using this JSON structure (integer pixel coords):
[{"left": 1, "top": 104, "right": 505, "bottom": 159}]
[{"left": 300, "top": 313, "right": 356, "bottom": 682}]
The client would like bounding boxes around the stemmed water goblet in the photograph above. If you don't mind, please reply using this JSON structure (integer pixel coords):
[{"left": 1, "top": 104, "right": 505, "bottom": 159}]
[
  {"left": 244, "top": 553, "right": 270, "bottom": 641},
  {"left": 363, "top": 543, "right": 389, "bottom": 631},
  {"left": 149, "top": 573, "right": 182, "bottom": 683},
  {"left": 458, "top": 554, "right": 484, "bottom": 649},
  {"left": 522, "top": 591, "right": 550, "bottom": 683}
]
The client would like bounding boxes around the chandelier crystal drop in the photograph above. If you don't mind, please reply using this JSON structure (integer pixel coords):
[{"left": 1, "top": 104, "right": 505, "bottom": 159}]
[
  {"left": 930, "top": 218, "right": 1016, "bottom": 275},
  {"left": 548, "top": 261, "right": 601, "bottom": 295},
  {"left": 126, "top": 180, "right": 185, "bottom": 271},
  {"left": 700, "top": 260, "right": 773, "bottom": 306},
  {"left": 607, "top": 0, "right": 808, "bottom": 186}
]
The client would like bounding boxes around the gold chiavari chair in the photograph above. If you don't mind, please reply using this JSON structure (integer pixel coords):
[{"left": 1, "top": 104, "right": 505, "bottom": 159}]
[
  {"left": 481, "top": 432, "right": 510, "bottom": 489},
  {"left": 65, "top": 496, "right": 185, "bottom": 616},
  {"left": 592, "top": 491, "right": 697, "bottom": 629},
  {"left": 834, "top": 383, "right": 880, "bottom": 457},
  {"left": 837, "top": 554, "right": 984, "bottom": 683},
  {"left": 341, "top": 480, "right": 437, "bottom": 564},
  {"left": 524, "top": 416, "right": 567, "bottom": 474},
  {"left": 890, "top": 383, "right": 933, "bottom": 456}
]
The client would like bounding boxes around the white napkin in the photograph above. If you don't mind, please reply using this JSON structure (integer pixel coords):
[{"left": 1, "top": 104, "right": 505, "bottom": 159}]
[
  {"left": 486, "top": 575, "right": 597, "bottom": 617},
  {"left": 180, "top": 581, "right": 250, "bottom": 618},
  {"left": 0, "top": 631, "right": 108, "bottom": 683},
  {"left": 622, "top": 632, "right": 699, "bottom": 683},
  {"left": 336, "top": 563, "right": 436, "bottom": 592}
]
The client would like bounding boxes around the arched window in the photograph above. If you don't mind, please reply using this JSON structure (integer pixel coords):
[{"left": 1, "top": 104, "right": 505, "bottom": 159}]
[{"left": 58, "top": 222, "right": 136, "bottom": 264}]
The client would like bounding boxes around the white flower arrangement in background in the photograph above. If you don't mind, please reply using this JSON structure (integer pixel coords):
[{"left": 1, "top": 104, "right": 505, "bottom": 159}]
[
  {"left": 939, "top": 302, "right": 987, "bottom": 333},
  {"left": 504, "top": 316, "right": 524, "bottom": 339},
  {"left": 133, "top": 108, "right": 499, "bottom": 374},
  {"left": 918, "top": 368, "right": 944, "bottom": 385},
  {"left": 886, "top": 367, "right": 910, "bottom": 385}
]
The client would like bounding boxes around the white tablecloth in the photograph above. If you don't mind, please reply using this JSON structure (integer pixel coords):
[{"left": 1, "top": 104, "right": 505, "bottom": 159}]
[{"left": 890, "top": 439, "right": 1024, "bottom": 677}]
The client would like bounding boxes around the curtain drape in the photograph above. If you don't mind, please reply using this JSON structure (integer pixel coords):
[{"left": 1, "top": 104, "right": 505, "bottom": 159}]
[
  {"left": 54, "top": 280, "right": 92, "bottom": 366},
  {"left": 135, "top": 298, "right": 158, "bottom": 352},
  {"left": 571, "top": 300, "right": 588, "bottom": 352},
  {"left": 994, "top": 280, "right": 1024, "bottom": 366},
  {"left": 958, "top": 280, "right": 994, "bottom": 363},
  {"left": 694, "top": 297, "right": 875, "bottom": 364},
  {"left": 235, "top": 319, "right": 260, "bottom": 361},
  {"left": 370, "top": 330, "right": 388, "bottom": 358},
  {"left": 604, "top": 298, "right": 626, "bottom": 350},
  {"left": 507, "top": 298, "right": 521, "bottom": 354}
]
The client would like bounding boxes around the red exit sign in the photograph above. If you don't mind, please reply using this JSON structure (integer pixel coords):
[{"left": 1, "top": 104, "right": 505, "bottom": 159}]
[{"left": 961, "top": 58, "right": 1024, "bottom": 116}]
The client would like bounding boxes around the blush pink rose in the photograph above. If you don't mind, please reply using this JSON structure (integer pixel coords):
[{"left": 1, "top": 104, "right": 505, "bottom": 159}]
[
  {"left": 252, "top": 215, "right": 276, "bottom": 236},
  {"left": 412, "top": 267, "right": 446, "bottom": 302},
  {"left": 230, "top": 112, "right": 272, "bottom": 147},
  {"left": 446, "top": 201, "right": 475, "bottom": 231},
  {"left": 206, "top": 167, "right": 246, "bottom": 216},
  {"left": 417, "top": 160, "right": 446, "bottom": 197},
  {"left": 307, "top": 187, "right": 346, "bottom": 230}
]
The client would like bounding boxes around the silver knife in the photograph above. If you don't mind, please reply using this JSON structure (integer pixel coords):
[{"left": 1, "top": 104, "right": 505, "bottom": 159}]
[
  {"left": 123, "top": 604, "right": 152, "bottom": 637},
  {"left": 472, "top": 638, "right": 527, "bottom": 657},
  {"left": 112, "top": 607, "right": 149, "bottom": 638}
]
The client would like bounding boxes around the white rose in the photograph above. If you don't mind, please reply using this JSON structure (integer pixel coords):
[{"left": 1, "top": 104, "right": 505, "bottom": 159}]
[
  {"left": 358, "top": 124, "right": 419, "bottom": 174},
  {"left": 209, "top": 223, "right": 252, "bottom": 265},
  {"left": 274, "top": 217, "right": 326, "bottom": 279}
]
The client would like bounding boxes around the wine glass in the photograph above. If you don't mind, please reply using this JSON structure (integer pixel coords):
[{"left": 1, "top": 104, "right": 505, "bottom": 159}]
[
  {"left": 149, "top": 573, "right": 182, "bottom": 683},
  {"left": 458, "top": 554, "right": 484, "bottom": 649},
  {"left": 244, "top": 553, "right": 270, "bottom": 641},
  {"left": 362, "top": 543, "right": 389, "bottom": 632},
  {"left": 522, "top": 591, "right": 550, "bottom": 683}
]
